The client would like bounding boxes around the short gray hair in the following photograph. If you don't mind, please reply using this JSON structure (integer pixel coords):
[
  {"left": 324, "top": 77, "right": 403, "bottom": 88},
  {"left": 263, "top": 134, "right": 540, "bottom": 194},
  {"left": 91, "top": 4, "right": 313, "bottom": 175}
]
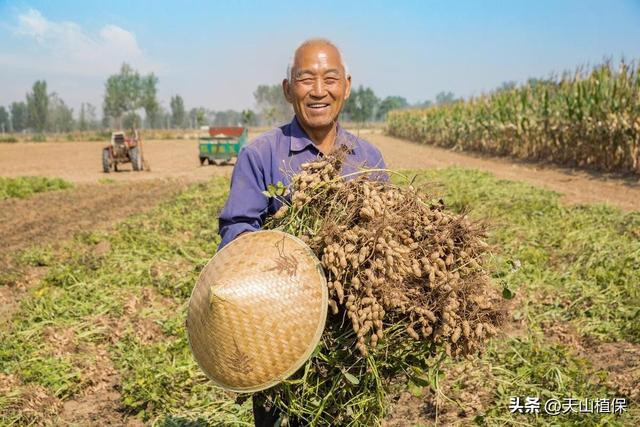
[{"left": 286, "top": 38, "right": 350, "bottom": 80}]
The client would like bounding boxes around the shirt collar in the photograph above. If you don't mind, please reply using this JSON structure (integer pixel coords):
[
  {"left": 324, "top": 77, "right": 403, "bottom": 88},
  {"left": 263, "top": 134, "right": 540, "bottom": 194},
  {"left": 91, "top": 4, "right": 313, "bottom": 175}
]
[{"left": 289, "top": 116, "right": 357, "bottom": 155}]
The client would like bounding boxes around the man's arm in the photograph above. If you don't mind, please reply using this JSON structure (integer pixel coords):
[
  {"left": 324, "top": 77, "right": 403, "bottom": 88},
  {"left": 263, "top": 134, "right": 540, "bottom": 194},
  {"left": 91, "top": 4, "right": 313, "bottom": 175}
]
[
  {"left": 368, "top": 144, "right": 388, "bottom": 182},
  {"left": 218, "top": 146, "right": 268, "bottom": 250}
]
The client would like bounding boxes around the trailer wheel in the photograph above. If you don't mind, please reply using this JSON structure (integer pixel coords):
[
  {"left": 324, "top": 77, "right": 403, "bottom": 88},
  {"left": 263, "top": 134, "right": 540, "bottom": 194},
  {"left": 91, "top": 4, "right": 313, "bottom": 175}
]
[
  {"left": 102, "top": 149, "right": 110, "bottom": 173},
  {"left": 130, "top": 147, "right": 142, "bottom": 171},
  {"left": 207, "top": 158, "right": 215, "bottom": 165},
  {"left": 199, "top": 157, "right": 206, "bottom": 166}
]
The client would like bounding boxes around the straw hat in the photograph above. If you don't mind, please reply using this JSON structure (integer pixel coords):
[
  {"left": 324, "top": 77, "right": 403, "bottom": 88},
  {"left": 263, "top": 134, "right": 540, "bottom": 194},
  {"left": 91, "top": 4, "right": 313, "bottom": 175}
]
[{"left": 186, "top": 230, "right": 328, "bottom": 393}]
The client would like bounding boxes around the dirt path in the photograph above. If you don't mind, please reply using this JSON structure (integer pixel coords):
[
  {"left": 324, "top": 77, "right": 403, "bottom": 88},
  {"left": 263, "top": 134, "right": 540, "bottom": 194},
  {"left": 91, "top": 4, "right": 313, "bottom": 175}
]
[
  {"left": 1, "top": 130, "right": 639, "bottom": 211},
  {"left": 368, "top": 133, "right": 640, "bottom": 212}
]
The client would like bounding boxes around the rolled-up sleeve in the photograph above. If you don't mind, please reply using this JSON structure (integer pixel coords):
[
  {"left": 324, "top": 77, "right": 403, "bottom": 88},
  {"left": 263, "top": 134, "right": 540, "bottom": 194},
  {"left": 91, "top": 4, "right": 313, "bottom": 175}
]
[{"left": 218, "top": 146, "right": 268, "bottom": 249}]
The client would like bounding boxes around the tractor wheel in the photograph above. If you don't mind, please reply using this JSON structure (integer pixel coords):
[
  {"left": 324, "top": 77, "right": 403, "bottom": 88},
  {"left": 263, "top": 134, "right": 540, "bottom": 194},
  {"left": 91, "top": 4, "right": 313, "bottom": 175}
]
[
  {"left": 207, "top": 158, "right": 215, "bottom": 165},
  {"left": 199, "top": 157, "right": 206, "bottom": 166},
  {"left": 102, "top": 149, "right": 110, "bottom": 173},
  {"left": 130, "top": 147, "right": 143, "bottom": 171}
]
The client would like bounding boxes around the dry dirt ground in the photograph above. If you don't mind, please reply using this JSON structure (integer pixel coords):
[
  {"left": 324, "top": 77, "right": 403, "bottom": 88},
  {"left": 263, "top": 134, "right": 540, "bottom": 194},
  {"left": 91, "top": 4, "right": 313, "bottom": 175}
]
[{"left": 1, "top": 131, "right": 639, "bottom": 211}]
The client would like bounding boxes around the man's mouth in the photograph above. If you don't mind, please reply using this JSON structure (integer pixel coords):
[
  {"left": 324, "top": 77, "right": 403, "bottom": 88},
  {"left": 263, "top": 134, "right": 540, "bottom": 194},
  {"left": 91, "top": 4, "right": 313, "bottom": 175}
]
[{"left": 306, "top": 103, "right": 330, "bottom": 110}]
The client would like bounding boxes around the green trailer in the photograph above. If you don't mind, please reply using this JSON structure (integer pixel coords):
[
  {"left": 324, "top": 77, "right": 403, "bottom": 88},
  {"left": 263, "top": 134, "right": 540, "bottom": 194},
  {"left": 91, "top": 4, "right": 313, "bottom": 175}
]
[{"left": 198, "top": 127, "right": 248, "bottom": 165}]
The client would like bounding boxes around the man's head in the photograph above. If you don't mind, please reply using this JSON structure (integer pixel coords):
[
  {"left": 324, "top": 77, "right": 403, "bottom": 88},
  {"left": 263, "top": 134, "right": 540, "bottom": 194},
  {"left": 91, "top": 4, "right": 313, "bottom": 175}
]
[{"left": 283, "top": 39, "right": 351, "bottom": 132}]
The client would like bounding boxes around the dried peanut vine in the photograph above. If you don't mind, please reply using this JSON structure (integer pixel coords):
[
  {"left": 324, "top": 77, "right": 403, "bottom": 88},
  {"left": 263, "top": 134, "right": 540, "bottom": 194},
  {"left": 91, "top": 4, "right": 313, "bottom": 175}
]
[
  {"left": 262, "top": 150, "right": 506, "bottom": 425},
  {"left": 267, "top": 151, "right": 504, "bottom": 358}
]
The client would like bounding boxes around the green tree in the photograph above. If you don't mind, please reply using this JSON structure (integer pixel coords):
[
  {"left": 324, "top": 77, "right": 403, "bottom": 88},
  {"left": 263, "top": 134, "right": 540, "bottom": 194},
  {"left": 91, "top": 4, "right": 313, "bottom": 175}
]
[
  {"left": 497, "top": 81, "right": 518, "bottom": 92},
  {"left": 241, "top": 109, "right": 257, "bottom": 126},
  {"left": 376, "top": 96, "right": 409, "bottom": 120},
  {"left": 78, "top": 102, "right": 99, "bottom": 131},
  {"left": 253, "top": 84, "right": 292, "bottom": 125},
  {"left": 103, "top": 64, "right": 141, "bottom": 127},
  {"left": 78, "top": 103, "right": 88, "bottom": 131},
  {"left": 435, "top": 91, "right": 458, "bottom": 105},
  {"left": 343, "top": 86, "right": 379, "bottom": 124},
  {"left": 189, "top": 107, "right": 207, "bottom": 127},
  {"left": 103, "top": 63, "right": 158, "bottom": 128},
  {"left": 170, "top": 95, "right": 186, "bottom": 128},
  {"left": 10, "top": 102, "right": 28, "bottom": 132},
  {"left": 84, "top": 103, "right": 98, "bottom": 130},
  {"left": 46, "top": 93, "right": 75, "bottom": 132},
  {"left": 122, "top": 112, "right": 142, "bottom": 129},
  {"left": 140, "top": 74, "right": 160, "bottom": 128},
  {"left": 0, "top": 106, "right": 9, "bottom": 133},
  {"left": 213, "top": 110, "right": 242, "bottom": 126},
  {"left": 27, "top": 80, "right": 49, "bottom": 132},
  {"left": 152, "top": 107, "right": 171, "bottom": 129}
]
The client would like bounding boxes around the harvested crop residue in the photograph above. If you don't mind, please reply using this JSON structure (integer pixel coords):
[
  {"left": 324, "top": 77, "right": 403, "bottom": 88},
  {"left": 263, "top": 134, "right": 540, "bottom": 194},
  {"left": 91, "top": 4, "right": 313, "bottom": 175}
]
[
  {"left": 57, "top": 345, "right": 142, "bottom": 426},
  {"left": 544, "top": 321, "right": 640, "bottom": 402},
  {"left": 87, "top": 288, "right": 173, "bottom": 347},
  {"left": 0, "top": 178, "right": 188, "bottom": 269},
  {"left": 384, "top": 359, "right": 495, "bottom": 426},
  {"left": 0, "top": 266, "right": 48, "bottom": 326},
  {"left": 0, "top": 373, "right": 63, "bottom": 425}
]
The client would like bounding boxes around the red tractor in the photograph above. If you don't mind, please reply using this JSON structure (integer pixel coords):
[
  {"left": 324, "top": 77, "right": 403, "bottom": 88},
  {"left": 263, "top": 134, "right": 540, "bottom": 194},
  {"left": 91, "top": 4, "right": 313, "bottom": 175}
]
[{"left": 102, "top": 129, "right": 147, "bottom": 173}]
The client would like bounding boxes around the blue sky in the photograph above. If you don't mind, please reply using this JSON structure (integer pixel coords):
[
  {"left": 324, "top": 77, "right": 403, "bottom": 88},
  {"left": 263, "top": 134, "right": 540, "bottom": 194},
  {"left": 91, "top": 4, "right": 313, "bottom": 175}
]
[{"left": 1, "top": 0, "right": 639, "bottom": 114}]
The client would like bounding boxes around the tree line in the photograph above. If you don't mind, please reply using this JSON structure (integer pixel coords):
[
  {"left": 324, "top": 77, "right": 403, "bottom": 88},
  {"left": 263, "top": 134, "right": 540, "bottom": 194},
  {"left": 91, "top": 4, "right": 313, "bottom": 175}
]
[
  {"left": 0, "top": 81, "right": 82, "bottom": 134},
  {"left": 0, "top": 62, "right": 462, "bottom": 134},
  {"left": 250, "top": 84, "right": 462, "bottom": 126}
]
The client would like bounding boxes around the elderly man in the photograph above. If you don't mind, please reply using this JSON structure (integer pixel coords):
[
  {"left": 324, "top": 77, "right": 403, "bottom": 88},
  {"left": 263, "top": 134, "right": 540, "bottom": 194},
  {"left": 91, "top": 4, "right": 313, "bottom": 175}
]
[
  {"left": 218, "top": 38, "right": 386, "bottom": 250},
  {"left": 218, "top": 38, "right": 386, "bottom": 426}
]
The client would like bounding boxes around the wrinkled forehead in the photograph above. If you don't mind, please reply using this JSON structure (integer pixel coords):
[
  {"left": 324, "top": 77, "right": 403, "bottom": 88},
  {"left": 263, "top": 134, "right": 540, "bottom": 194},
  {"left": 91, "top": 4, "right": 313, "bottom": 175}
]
[{"left": 293, "top": 43, "right": 345, "bottom": 75}]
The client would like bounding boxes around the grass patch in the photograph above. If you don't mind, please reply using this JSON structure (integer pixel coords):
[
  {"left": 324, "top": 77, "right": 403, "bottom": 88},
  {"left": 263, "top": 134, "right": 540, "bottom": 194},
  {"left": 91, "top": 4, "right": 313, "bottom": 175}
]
[
  {"left": 0, "top": 177, "right": 252, "bottom": 425},
  {"left": 0, "top": 176, "right": 73, "bottom": 200},
  {"left": 0, "top": 168, "right": 638, "bottom": 425}
]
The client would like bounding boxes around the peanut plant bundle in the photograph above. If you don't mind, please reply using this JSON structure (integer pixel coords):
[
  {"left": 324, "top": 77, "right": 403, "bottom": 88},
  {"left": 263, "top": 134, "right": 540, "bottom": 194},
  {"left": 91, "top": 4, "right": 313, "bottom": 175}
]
[{"left": 260, "top": 151, "right": 506, "bottom": 426}]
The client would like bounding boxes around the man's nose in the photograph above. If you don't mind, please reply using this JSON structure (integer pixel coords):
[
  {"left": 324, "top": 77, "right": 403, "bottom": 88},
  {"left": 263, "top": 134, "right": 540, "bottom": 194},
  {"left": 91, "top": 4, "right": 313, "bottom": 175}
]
[{"left": 310, "top": 78, "right": 326, "bottom": 97}]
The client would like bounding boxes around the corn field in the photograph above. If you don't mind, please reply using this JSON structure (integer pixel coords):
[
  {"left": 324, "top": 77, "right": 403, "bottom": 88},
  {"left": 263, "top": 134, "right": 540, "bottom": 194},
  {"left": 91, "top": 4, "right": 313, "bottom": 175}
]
[{"left": 387, "top": 60, "right": 640, "bottom": 174}]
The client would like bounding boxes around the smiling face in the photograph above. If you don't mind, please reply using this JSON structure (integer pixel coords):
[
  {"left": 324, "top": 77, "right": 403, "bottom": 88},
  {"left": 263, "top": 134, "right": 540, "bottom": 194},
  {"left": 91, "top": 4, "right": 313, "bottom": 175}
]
[{"left": 283, "top": 41, "right": 351, "bottom": 132}]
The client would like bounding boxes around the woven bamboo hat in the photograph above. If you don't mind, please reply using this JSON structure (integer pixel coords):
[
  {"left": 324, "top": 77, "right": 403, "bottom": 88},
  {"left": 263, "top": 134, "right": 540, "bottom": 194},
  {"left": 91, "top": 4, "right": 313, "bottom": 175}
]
[{"left": 187, "top": 230, "right": 328, "bottom": 393}]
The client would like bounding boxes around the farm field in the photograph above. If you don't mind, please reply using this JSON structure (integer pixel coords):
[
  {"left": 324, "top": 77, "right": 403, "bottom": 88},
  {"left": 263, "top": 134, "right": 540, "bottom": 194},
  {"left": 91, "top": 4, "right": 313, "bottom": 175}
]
[
  {"left": 2, "top": 131, "right": 640, "bottom": 211},
  {"left": 0, "top": 129, "right": 639, "bottom": 426},
  {"left": 1, "top": 3, "right": 637, "bottom": 424},
  {"left": 0, "top": 135, "right": 639, "bottom": 425}
]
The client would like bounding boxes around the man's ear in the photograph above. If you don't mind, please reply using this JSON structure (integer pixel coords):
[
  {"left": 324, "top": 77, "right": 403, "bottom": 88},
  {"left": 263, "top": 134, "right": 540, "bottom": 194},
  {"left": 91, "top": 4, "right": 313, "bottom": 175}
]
[
  {"left": 282, "top": 79, "right": 293, "bottom": 104},
  {"left": 344, "top": 75, "right": 352, "bottom": 100}
]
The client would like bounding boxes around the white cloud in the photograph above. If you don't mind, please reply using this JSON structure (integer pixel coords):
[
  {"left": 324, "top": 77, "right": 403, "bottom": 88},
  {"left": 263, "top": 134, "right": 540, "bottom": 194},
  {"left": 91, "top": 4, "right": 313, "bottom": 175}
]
[{"left": 5, "top": 9, "right": 160, "bottom": 77}]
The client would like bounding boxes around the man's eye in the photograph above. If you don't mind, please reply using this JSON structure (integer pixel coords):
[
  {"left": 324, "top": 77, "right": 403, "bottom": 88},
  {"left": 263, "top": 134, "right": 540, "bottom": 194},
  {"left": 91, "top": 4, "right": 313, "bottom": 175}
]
[
  {"left": 298, "top": 78, "right": 314, "bottom": 84},
  {"left": 325, "top": 78, "right": 338, "bottom": 84}
]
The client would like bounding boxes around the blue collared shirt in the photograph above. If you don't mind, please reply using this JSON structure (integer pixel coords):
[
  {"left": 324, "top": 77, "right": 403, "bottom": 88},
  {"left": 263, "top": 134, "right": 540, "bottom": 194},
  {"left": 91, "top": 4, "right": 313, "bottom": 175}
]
[{"left": 218, "top": 116, "right": 386, "bottom": 249}]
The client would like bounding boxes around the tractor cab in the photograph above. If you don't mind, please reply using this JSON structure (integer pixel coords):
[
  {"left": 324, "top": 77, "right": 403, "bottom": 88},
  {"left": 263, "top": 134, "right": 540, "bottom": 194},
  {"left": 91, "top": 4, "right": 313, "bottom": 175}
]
[{"left": 102, "top": 129, "right": 146, "bottom": 173}]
